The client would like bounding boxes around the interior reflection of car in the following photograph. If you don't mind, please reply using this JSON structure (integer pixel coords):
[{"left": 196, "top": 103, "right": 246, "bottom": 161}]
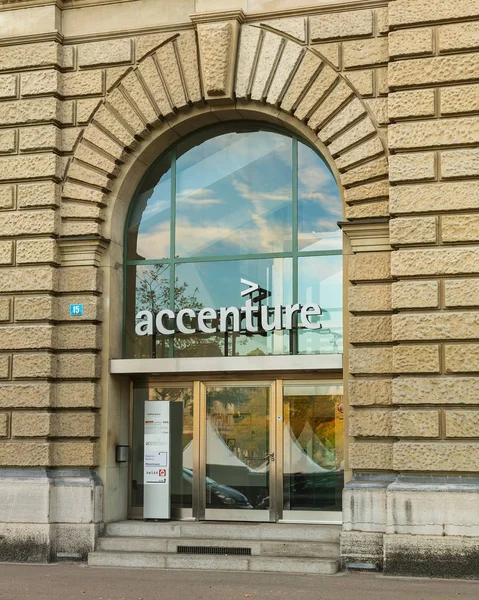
[{"left": 182, "top": 468, "right": 252, "bottom": 508}]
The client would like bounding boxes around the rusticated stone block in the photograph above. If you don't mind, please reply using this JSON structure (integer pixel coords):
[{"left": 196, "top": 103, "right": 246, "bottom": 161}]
[
  {"left": 445, "top": 344, "right": 479, "bottom": 373},
  {"left": 19, "top": 125, "right": 61, "bottom": 153},
  {"left": 12, "top": 412, "right": 50, "bottom": 437},
  {"left": 262, "top": 17, "right": 307, "bottom": 42},
  {"left": 445, "top": 279, "right": 479, "bottom": 308},
  {"left": 59, "top": 267, "right": 102, "bottom": 294},
  {"left": 318, "top": 98, "right": 366, "bottom": 144},
  {"left": 390, "top": 55, "right": 479, "bottom": 88},
  {"left": 442, "top": 214, "right": 479, "bottom": 242},
  {"left": 16, "top": 239, "right": 60, "bottom": 265},
  {"left": 21, "top": 70, "right": 59, "bottom": 96},
  {"left": 0, "top": 155, "right": 62, "bottom": 181},
  {"left": 251, "top": 32, "right": 282, "bottom": 101},
  {"left": 15, "top": 296, "right": 56, "bottom": 321},
  {"left": 389, "top": 89, "right": 435, "bottom": 120},
  {"left": 120, "top": 71, "right": 158, "bottom": 126},
  {"left": 344, "top": 70, "right": 374, "bottom": 96},
  {"left": 365, "top": 98, "right": 388, "bottom": 126},
  {"left": 391, "top": 410, "right": 440, "bottom": 438},
  {"left": 56, "top": 325, "right": 101, "bottom": 351},
  {"left": 389, "top": 0, "right": 479, "bottom": 26},
  {"left": 78, "top": 39, "right": 132, "bottom": 67},
  {"left": 376, "top": 7, "right": 389, "bottom": 35},
  {"left": 77, "top": 98, "right": 102, "bottom": 124},
  {"left": 0, "top": 355, "right": 10, "bottom": 379},
  {"left": 349, "top": 284, "right": 391, "bottom": 313},
  {"left": 350, "top": 347, "right": 393, "bottom": 375},
  {"left": 393, "top": 345, "right": 440, "bottom": 374},
  {"left": 0, "top": 210, "right": 58, "bottom": 236},
  {"left": 155, "top": 41, "right": 186, "bottom": 109},
  {"left": 57, "top": 296, "right": 102, "bottom": 322},
  {"left": 0, "top": 185, "right": 14, "bottom": 210},
  {"left": 308, "top": 80, "right": 353, "bottom": 130},
  {"left": 0, "top": 326, "right": 55, "bottom": 351},
  {"left": 56, "top": 354, "right": 100, "bottom": 379},
  {"left": 345, "top": 180, "right": 389, "bottom": 204},
  {"left": 0, "top": 97, "right": 73, "bottom": 126},
  {"left": 236, "top": 26, "right": 262, "bottom": 99},
  {"left": 349, "top": 442, "right": 393, "bottom": 469},
  {"left": 441, "top": 150, "right": 479, "bottom": 180},
  {"left": 439, "top": 23, "right": 479, "bottom": 53},
  {"left": 177, "top": 31, "right": 203, "bottom": 102},
  {"left": 18, "top": 181, "right": 59, "bottom": 209},
  {"left": 0, "top": 242, "right": 13, "bottom": 266},
  {"left": 445, "top": 409, "right": 479, "bottom": 438},
  {"left": 0, "top": 413, "right": 8, "bottom": 437},
  {"left": 350, "top": 315, "right": 392, "bottom": 344},
  {"left": 346, "top": 200, "right": 389, "bottom": 220},
  {"left": 343, "top": 38, "right": 388, "bottom": 68},
  {"left": 349, "top": 252, "right": 391, "bottom": 282},
  {"left": 93, "top": 104, "right": 135, "bottom": 148},
  {"left": 0, "top": 298, "right": 11, "bottom": 322},
  {"left": 0, "top": 129, "right": 16, "bottom": 153},
  {"left": 389, "top": 153, "right": 436, "bottom": 183},
  {"left": 390, "top": 118, "right": 479, "bottom": 150},
  {"left": 0, "top": 268, "right": 57, "bottom": 294},
  {"left": 392, "top": 281, "right": 439, "bottom": 309},
  {"left": 52, "top": 413, "right": 98, "bottom": 438},
  {"left": 341, "top": 157, "right": 388, "bottom": 187},
  {"left": 390, "top": 217, "right": 437, "bottom": 245},
  {"left": 197, "top": 22, "right": 236, "bottom": 98},
  {"left": 349, "top": 379, "right": 393, "bottom": 406},
  {"left": 12, "top": 353, "right": 56, "bottom": 380},
  {"left": 0, "top": 42, "right": 62, "bottom": 71},
  {"left": 294, "top": 66, "right": 338, "bottom": 121},
  {"left": 63, "top": 70, "right": 104, "bottom": 97},
  {"left": 0, "top": 74, "right": 17, "bottom": 99},
  {"left": 350, "top": 408, "right": 393, "bottom": 437},
  {"left": 441, "top": 84, "right": 479, "bottom": 115},
  {"left": 51, "top": 442, "right": 99, "bottom": 467},
  {"left": 0, "top": 443, "right": 50, "bottom": 466},
  {"left": 310, "top": 10, "right": 373, "bottom": 41},
  {"left": 55, "top": 382, "right": 100, "bottom": 408},
  {"left": 393, "top": 377, "right": 479, "bottom": 405},
  {"left": 392, "top": 247, "right": 479, "bottom": 277},
  {"left": 0, "top": 382, "right": 53, "bottom": 408},
  {"left": 393, "top": 442, "right": 479, "bottom": 471},
  {"left": 389, "top": 28, "right": 433, "bottom": 58},
  {"left": 390, "top": 182, "right": 479, "bottom": 214},
  {"left": 266, "top": 40, "right": 303, "bottom": 106},
  {"left": 446, "top": 411, "right": 479, "bottom": 438},
  {"left": 376, "top": 67, "right": 388, "bottom": 95}
]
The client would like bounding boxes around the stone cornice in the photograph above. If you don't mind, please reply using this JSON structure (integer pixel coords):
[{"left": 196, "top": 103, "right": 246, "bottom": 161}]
[
  {"left": 339, "top": 219, "right": 390, "bottom": 253},
  {"left": 58, "top": 236, "right": 109, "bottom": 267},
  {"left": 190, "top": 9, "right": 246, "bottom": 25}
]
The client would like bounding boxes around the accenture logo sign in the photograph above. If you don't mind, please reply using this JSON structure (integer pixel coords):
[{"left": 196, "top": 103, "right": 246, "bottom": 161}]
[{"left": 135, "top": 278, "right": 322, "bottom": 337}]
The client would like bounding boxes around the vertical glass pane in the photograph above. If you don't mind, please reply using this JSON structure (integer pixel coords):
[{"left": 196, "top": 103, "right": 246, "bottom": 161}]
[
  {"left": 125, "top": 264, "right": 171, "bottom": 358},
  {"left": 173, "top": 258, "right": 293, "bottom": 357},
  {"left": 131, "top": 386, "right": 193, "bottom": 511},
  {"left": 206, "top": 386, "right": 269, "bottom": 510},
  {"left": 175, "top": 129, "right": 293, "bottom": 257},
  {"left": 127, "top": 153, "right": 172, "bottom": 260},
  {"left": 283, "top": 383, "right": 343, "bottom": 512},
  {"left": 297, "top": 255, "right": 342, "bottom": 354},
  {"left": 297, "top": 142, "right": 342, "bottom": 252}
]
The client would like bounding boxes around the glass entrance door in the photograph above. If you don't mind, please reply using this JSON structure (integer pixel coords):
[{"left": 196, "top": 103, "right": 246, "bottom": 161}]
[
  {"left": 201, "top": 382, "right": 275, "bottom": 522},
  {"left": 129, "top": 379, "right": 343, "bottom": 522}
]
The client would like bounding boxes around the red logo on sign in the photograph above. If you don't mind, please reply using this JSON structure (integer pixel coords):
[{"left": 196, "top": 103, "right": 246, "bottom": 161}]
[{"left": 159, "top": 469, "right": 166, "bottom": 476}]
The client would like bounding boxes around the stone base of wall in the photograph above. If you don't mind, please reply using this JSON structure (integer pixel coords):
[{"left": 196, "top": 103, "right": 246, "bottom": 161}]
[
  {"left": 341, "top": 474, "right": 479, "bottom": 577},
  {"left": 0, "top": 469, "right": 103, "bottom": 562}
]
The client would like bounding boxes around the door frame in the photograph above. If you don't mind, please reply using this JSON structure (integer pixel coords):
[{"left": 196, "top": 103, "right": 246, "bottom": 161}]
[{"left": 128, "top": 374, "right": 343, "bottom": 524}]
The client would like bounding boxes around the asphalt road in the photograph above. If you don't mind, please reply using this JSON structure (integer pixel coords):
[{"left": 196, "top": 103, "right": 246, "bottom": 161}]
[{"left": 1, "top": 563, "right": 479, "bottom": 600}]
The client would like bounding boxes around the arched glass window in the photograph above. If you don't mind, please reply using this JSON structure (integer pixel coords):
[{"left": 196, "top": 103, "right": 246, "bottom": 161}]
[{"left": 124, "top": 123, "right": 342, "bottom": 359}]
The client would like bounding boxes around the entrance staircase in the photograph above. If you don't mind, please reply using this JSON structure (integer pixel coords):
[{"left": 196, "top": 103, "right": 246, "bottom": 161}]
[{"left": 89, "top": 521, "right": 341, "bottom": 574}]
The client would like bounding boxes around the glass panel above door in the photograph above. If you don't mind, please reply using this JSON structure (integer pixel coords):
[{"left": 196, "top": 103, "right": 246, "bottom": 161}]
[{"left": 283, "top": 382, "right": 344, "bottom": 514}]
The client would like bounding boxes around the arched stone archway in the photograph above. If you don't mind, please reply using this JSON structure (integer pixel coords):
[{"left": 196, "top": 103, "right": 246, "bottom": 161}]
[
  {"left": 58, "top": 11, "right": 391, "bottom": 529},
  {"left": 61, "top": 13, "right": 389, "bottom": 239}
]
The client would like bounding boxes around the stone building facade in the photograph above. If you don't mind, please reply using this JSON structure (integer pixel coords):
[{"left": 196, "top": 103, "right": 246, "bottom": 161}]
[{"left": 1, "top": 0, "right": 479, "bottom": 578}]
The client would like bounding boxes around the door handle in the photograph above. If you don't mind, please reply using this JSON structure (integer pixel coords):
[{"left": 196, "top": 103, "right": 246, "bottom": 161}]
[{"left": 263, "top": 452, "right": 275, "bottom": 462}]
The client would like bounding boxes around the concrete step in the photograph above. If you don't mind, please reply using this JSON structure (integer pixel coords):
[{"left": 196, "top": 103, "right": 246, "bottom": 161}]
[
  {"left": 97, "top": 535, "right": 340, "bottom": 558},
  {"left": 105, "top": 521, "right": 341, "bottom": 543},
  {"left": 88, "top": 550, "right": 339, "bottom": 574}
]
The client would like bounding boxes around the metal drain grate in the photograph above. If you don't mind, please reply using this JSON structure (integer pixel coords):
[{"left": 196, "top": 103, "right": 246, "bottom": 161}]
[{"left": 177, "top": 545, "right": 252, "bottom": 556}]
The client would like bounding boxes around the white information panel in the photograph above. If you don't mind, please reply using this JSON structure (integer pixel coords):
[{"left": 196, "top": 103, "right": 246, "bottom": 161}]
[{"left": 144, "top": 401, "right": 170, "bottom": 519}]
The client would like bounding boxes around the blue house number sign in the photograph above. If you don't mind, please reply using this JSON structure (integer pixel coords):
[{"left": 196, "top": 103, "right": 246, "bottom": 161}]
[{"left": 70, "top": 304, "right": 84, "bottom": 316}]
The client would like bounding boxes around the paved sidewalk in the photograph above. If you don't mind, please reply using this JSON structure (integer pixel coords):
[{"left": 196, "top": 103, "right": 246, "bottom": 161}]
[{"left": 1, "top": 563, "right": 479, "bottom": 600}]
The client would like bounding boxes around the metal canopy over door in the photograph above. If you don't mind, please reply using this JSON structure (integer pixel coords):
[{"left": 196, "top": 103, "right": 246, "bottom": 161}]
[{"left": 129, "top": 378, "right": 343, "bottom": 523}]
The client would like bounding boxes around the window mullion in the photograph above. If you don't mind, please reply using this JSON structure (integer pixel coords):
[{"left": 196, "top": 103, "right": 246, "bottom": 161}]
[{"left": 168, "top": 150, "right": 177, "bottom": 358}]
